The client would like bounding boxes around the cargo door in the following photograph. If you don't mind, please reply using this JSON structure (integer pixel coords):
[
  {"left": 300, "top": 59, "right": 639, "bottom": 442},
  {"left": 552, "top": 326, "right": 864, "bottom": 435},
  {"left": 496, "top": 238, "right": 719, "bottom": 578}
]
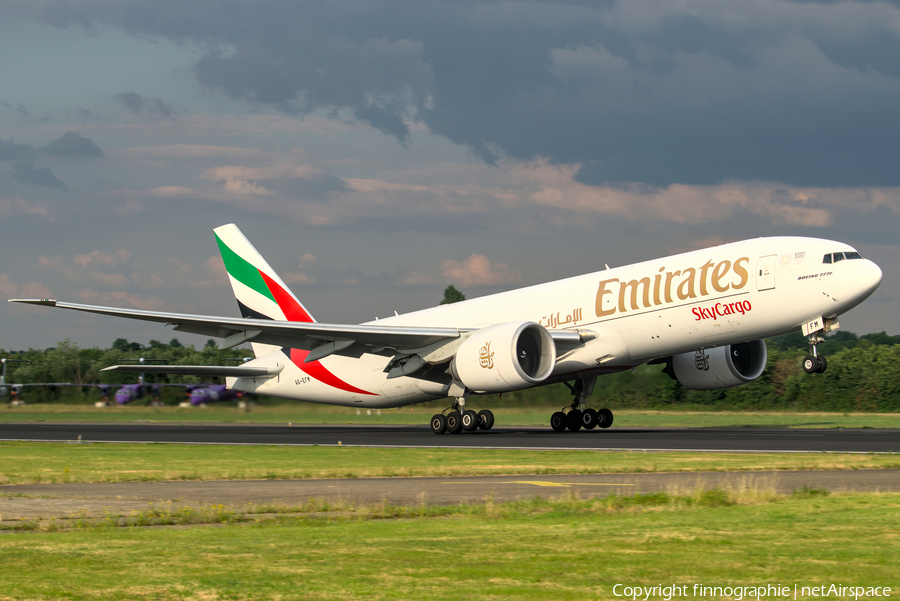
[{"left": 756, "top": 255, "right": 777, "bottom": 291}]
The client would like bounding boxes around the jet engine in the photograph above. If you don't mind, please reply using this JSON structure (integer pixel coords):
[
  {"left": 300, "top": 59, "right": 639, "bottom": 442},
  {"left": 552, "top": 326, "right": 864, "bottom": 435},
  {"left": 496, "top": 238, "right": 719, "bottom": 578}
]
[
  {"left": 451, "top": 322, "right": 556, "bottom": 393},
  {"left": 667, "top": 339, "right": 767, "bottom": 390}
]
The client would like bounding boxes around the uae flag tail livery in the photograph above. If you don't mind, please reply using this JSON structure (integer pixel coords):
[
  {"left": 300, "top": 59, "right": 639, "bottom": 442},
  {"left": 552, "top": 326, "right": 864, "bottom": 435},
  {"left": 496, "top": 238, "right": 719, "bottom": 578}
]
[{"left": 213, "top": 224, "right": 315, "bottom": 357}]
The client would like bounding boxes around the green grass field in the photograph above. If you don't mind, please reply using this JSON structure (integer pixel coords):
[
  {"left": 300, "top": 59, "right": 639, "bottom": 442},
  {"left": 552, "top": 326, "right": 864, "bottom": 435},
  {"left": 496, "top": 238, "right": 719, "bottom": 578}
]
[
  {"left": 4, "top": 403, "right": 900, "bottom": 428},
  {"left": 0, "top": 491, "right": 896, "bottom": 600},
  {"left": 1, "top": 441, "right": 898, "bottom": 485}
]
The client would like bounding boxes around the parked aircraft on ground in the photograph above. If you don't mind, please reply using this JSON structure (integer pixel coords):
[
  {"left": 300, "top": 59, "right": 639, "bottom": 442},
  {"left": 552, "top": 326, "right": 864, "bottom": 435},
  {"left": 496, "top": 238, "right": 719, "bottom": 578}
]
[
  {"left": 0, "top": 358, "right": 208, "bottom": 406},
  {"left": 186, "top": 384, "right": 247, "bottom": 406},
  {"left": 11, "top": 224, "right": 882, "bottom": 433}
]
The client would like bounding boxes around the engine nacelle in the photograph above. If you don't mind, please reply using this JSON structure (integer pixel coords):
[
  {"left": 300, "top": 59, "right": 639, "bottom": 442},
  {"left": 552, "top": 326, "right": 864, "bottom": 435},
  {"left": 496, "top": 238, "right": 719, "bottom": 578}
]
[
  {"left": 451, "top": 322, "right": 556, "bottom": 393},
  {"left": 670, "top": 339, "right": 767, "bottom": 390}
]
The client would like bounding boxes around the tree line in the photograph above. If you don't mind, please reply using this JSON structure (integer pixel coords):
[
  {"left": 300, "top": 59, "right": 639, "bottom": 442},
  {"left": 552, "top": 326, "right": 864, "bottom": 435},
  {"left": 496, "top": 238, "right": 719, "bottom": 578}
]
[
  {"left": 3, "top": 330, "right": 899, "bottom": 411},
  {"left": 2, "top": 338, "right": 247, "bottom": 388}
]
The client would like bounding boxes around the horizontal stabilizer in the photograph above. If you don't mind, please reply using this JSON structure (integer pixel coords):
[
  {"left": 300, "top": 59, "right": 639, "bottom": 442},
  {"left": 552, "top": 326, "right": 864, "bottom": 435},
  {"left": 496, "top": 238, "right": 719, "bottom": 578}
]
[{"left": 100, "top": 365, "right": 284, "bottom": 377}]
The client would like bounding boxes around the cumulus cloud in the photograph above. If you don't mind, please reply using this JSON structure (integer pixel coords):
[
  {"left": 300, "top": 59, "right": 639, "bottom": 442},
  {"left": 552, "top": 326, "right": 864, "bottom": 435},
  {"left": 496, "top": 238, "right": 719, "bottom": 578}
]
[
  {"left": 0, "top": 197, "right": 52, "bottom": 219},
  {"left": 114, "top": 198, "right": 144, "bottom": 215},
  {"left": 10, "top": 162, "right": 66, "bottom": 190},
  {"left": 197, "top": 256, "right": 229, "bottom": 289},
  {"left": 108, "top": 143, "right": 900, "bottom": 233},
  {"left": 509, "top": 158, "right": 837, "bottom": 227},
  {"left": 0, "top": 139, "right": 38, "bottom": 162},
  {"left": 117, "top": 92, "right": 176, "bottom": 119},
  {"left": 397, "top": 271, "right": 436, "bottom": 287},
  {"left": 107, "top": 291, "right": 170, "bottom": 311},
  {"left": 36, "top": 249, "right": 232, "bottom": 297},
  {"left": 201, "top": 162, "right": 324, "bottom": 197},
  {"left": 39, "top": 254, "right": 132, "bottom": 288},
  {"left": 441, "top": 254, "right": 521, "bottom": 287},
  {"left": 70, "top": 289, "right": 186, "bottom": 314},
  {"left": 0, "top": 275, "right": 52, "bottom": 300},
  {"left": 72, "top": 249, "right": 131, "bottom": 267},
  {"left": 42, "top": 131, "right": 103, "bottom": 157},
  {"left": 117, "top": 144, "right": 276, "bottom": 164}
]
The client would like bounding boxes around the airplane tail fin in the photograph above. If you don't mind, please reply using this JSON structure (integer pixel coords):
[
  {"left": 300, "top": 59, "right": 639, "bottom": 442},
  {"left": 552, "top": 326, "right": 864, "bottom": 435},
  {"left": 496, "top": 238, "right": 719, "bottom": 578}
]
[{"left": 213, "top": 224, "right": 315, "bottom": 356}]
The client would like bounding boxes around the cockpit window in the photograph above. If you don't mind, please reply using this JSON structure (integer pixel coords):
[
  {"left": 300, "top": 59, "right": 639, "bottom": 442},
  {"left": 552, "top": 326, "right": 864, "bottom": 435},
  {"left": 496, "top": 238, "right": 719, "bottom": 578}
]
[{"left": 824, "top": 251, "right": 864, "bottom": 263}]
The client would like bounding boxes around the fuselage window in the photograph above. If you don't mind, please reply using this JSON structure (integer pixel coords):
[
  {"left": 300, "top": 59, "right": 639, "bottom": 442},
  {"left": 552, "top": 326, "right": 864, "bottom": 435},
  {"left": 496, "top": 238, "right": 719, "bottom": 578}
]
[
  {"left": 833, "top": 252, "right": 845, "bottom": 263},
  {"left": 845, "top": 251, "right": 863, "bottom": 260},
  {"left": 823, "top": 254, "right": 832, "bottom": 264}
]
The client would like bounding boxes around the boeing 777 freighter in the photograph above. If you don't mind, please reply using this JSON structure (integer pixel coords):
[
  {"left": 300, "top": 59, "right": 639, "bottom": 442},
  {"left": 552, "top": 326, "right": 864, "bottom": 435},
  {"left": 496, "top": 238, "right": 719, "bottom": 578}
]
[{"left": 11, "top": 224, "right": 882, "bottom": 434}]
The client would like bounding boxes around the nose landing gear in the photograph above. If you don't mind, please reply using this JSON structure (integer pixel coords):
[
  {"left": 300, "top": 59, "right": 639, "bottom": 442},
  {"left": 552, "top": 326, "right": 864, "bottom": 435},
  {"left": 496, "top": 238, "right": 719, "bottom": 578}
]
[
  {"left": 551, "top": 377, "right": 613, "bottom": 432},
  {"left": 802, "top": 333, "right": 828, "bottom": 374}
]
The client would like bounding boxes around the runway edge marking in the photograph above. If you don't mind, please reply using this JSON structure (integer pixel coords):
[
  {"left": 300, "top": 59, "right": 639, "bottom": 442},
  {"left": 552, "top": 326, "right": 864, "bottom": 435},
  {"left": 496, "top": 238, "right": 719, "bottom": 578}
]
[{"left": 1, "top": 439, "right": 897, "bottom": 454}]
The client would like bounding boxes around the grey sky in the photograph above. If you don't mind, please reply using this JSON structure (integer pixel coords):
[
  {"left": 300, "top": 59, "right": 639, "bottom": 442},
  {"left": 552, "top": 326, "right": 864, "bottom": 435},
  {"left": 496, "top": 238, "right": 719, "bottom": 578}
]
[{"left": 0, "top": 0, "right": 897, "bottom": 350}]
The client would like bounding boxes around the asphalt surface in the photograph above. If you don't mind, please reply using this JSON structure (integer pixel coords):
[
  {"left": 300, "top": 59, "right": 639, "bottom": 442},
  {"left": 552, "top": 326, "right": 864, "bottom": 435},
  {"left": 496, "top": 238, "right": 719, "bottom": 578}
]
[
  {"left": 0, "top": 422, "right": 898, "bottom": 452},
  {"left": 3, "top": 470, "right": 899, "bottom": 522}
]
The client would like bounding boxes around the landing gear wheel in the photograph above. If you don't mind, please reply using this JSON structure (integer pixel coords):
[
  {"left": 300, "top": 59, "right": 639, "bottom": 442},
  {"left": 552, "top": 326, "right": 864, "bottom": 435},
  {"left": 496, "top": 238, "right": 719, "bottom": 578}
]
[
  {"left": 462, "top": 409, "right": 479, "bottom": 432},
  {"left": 477, "top": 409, "right": 494, "bottom": 431},
  {"left": 430, "top": 414, "right": 447, "bottom": 435},
  {"left": 598, "top": 408, "right": 614, "bottom": 429},
  {"left": 581, "top": 408, "right": 598, "bottom": 430},
  {"left": 550, "top": 411, "right": 567, "bottom": 432},
  {"left": 566, "top": 409, "right": 583, "bottom": 432},
  {"left": 446, "top": 411, "right": 463, "bottom": 434},
  {"left": 815, "top": 356, "right": 828, "bottom": 374},
  {"left": 802, "top": 355, "right": 818, "bottom": 374}
]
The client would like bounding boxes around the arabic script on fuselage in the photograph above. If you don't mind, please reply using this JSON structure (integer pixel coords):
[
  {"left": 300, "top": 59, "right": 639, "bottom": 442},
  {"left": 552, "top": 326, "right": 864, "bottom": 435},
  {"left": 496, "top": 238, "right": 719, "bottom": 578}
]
[{"left": 540, "top": 308, "right": 583, "bottom": 329}]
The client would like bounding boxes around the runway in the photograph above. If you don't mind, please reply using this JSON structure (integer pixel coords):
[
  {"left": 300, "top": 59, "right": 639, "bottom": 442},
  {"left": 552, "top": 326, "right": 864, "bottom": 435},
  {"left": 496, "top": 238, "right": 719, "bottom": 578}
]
[
  {"left": 2, "top": 470, "right": 899, "bottom": 523},
  {"left": 1, "top": 422, "right": 898, "bottom": 452}
]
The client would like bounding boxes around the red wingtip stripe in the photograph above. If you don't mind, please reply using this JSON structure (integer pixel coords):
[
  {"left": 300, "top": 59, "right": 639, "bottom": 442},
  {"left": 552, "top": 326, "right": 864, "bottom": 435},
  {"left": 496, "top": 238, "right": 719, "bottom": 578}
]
[
  {"left": 290, "top": 349, "right": 378, "bottom": 396},
  {"left": 259, "top": 271, "right": 314, "bottom": 323}
]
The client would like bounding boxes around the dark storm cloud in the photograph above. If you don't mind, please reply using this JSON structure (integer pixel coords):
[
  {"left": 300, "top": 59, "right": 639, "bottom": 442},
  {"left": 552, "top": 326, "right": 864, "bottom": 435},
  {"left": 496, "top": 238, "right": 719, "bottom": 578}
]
[
  {"left": 42, "top": 131, "right": 103, "bottom": 157},
  {"left": 190, "top": 31, "right": 432, "bottom": 141},
  {"left": 0, "top": 139, "right": 39, "bottom": 162},
  {"left": 24, "top": 0, "right": 900, "bottom": 186},
  {"left": 10, "top": 162, "right": 67, "bottom": 190},
  {"left": 116, "top": 92, "right": 176, "bottom": 119}
]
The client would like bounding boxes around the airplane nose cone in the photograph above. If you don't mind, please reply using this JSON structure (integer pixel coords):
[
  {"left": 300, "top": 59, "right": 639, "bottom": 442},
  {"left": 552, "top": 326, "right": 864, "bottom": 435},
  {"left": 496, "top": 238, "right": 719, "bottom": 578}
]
[{"left": 858, "top": 259, "right": 883, "bottom": 295}]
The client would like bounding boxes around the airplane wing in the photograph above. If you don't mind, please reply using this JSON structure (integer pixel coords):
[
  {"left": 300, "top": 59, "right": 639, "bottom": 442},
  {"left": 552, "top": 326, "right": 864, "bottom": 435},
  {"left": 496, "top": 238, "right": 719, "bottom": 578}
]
[
  {"left": 9, "top": 298, "right": 463, "bottom": 351},
  {"left": 9, "top": 298, "right": 586, "bottom": 357}
]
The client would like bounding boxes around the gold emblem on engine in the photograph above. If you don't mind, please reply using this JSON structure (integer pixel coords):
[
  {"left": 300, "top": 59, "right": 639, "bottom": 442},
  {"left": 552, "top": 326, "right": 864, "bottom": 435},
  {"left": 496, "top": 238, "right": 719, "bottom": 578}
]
[
  {"left": 479, "top": 342, "right": 495, "bottom": 369},
  {"left": 694, "top": 350, "right": 710, "bottom": 371}
]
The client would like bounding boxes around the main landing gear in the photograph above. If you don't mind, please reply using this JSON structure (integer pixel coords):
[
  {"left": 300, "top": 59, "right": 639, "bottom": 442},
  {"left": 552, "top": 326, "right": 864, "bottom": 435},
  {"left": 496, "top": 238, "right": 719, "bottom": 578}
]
[
  {"left": 802, "top": 332, "right": 828, "bottom": 374},
  {"left": 550, "top": 377, "right": 613, "bottom": 432},
  {"left": 430, "top": 394, "right": 494, "bottom": 435}
]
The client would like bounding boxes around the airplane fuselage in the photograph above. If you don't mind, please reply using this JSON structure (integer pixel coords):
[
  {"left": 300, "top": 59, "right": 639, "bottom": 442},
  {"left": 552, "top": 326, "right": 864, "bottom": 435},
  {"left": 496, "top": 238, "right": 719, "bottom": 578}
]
[{"left": 229, "top": 236, "right": 882, "bottom": 408}]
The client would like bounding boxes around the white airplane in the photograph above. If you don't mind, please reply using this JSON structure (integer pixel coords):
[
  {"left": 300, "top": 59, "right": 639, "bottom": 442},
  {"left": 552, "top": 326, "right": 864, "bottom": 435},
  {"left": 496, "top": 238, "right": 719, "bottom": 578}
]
[{"left": 11, "top": 224, "right": 882, "bottom": 434}]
